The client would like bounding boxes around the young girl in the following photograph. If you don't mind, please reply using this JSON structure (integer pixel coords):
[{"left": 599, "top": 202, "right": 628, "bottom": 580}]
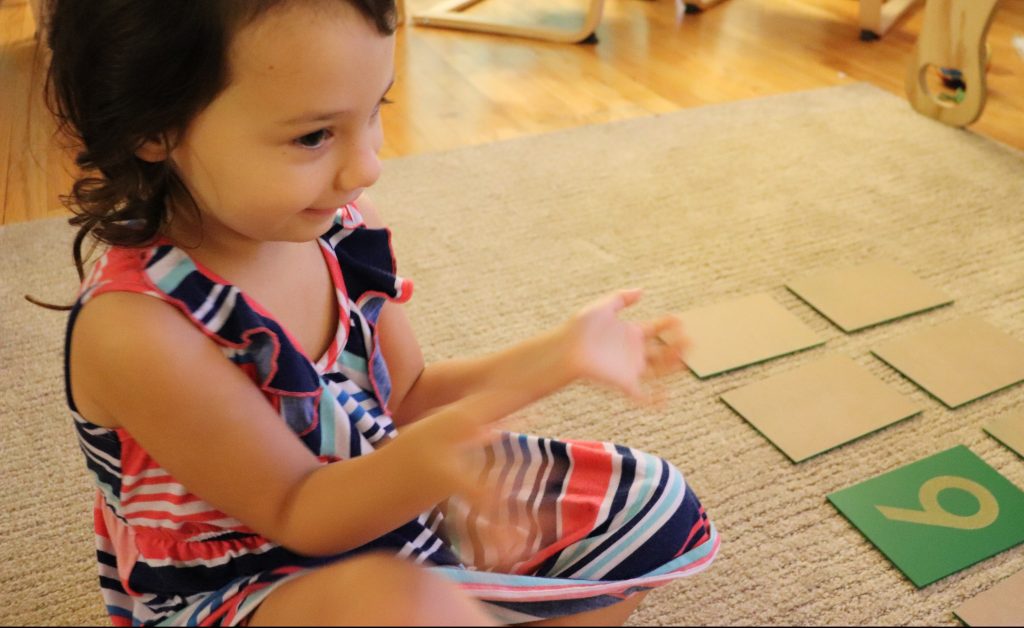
[{"left": 47, "top": 0, "right": 719, "bottom": 625}]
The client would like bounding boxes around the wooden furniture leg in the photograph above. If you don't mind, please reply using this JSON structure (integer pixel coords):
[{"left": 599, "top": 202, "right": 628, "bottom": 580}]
[
  {"left": 397, "top": 0, "right": 406, "bottom": 25},
  {"left": 683, "top": 0, "right": 731, "bottom": 14},
  {"left": 859, "top": 0, "right": 922, "bottom": 40},
  {"left": 412, "top": 0, "right": 605, "bottom": 44},
  {"left": 906, "top": 0, "right": 1001, "bottom": 127}
]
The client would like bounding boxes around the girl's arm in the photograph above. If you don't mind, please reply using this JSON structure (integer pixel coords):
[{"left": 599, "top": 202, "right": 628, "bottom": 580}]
[
  {"left": 382, "top": 290, "right": 688, "bottom": 426},
  {"left": 71, "top": 292, "right": 520, "bottom": 557},
  {"left": 383, "top": 315, "right": 579, "bottom": 426},
  {"left": 355, "top": 196, "right": 688, "bottom": 427}
]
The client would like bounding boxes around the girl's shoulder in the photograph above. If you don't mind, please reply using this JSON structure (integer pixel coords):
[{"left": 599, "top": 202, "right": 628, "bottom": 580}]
[
  {"left": 67, "top": 247, "right": 218, "bottom": 430},
  {"left": 77, "top": 243, "right": 164, "bottom": 304}
]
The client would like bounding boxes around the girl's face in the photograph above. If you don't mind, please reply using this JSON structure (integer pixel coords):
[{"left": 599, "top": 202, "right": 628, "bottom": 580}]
[{"left": 166, "top": 2, "right": 394, "bottom": 245}]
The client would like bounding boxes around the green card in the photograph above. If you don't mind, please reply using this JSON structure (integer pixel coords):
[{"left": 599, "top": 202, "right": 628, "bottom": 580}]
[{"left": 828, "top": 445, "right": 1024, "bottom": 588}]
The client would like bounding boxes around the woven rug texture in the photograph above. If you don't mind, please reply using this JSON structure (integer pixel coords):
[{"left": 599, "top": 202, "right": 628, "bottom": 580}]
[{"left": 1, "top": 83, "right": 1023, "bottom": 625}]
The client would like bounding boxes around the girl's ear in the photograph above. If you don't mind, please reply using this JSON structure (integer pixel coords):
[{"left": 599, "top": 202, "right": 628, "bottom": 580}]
[{"left": 135, "top": 136, "right": 172, "bottom": 163}]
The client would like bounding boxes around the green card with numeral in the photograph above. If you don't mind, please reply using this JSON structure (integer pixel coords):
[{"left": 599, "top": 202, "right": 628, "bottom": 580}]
[{"left": 828, "top": 445, "right": 1024, "bottom": 588}]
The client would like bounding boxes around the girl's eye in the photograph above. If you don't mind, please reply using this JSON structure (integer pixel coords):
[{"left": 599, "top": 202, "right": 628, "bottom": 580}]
[{"left": 295, "top": 129, "right": 332, "bottom": 149}]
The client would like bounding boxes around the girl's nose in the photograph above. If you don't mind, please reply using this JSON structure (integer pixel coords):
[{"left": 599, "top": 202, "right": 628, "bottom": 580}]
[{"left": 335, "top": 136, "right": 382, "bottom": 194}]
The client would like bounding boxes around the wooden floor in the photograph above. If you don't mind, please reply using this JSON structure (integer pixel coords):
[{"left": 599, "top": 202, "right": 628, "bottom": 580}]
[{"left": 2, "top": 0, "right": 1022, "bottom": 225}]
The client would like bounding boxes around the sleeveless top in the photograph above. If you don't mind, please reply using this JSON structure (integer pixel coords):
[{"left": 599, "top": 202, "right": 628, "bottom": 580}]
[{"left": 67, "top": 206, "right": 462, "bottom": 622}]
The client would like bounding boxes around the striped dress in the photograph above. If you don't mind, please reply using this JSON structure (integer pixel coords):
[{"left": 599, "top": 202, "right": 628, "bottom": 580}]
[{"left": 65, "top": 205, "right": 719, "bottom": 626}]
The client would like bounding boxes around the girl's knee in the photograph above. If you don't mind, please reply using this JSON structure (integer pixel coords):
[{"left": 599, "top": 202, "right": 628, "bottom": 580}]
[
  {"left": 603, "top": 453, "right": 714, "bottom": 577},
  {"left": 649, "top": 456, "right": 713, "bottom": 542}
]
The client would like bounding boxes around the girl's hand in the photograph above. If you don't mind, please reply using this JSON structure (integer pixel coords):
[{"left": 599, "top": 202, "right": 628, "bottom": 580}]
[
  {"left": 392, "top": 392, "right": 533, "bottom": 568},
  {"left": 392, "top": 389, "right": 521, "bottom": 503},
  {"left": 561, "top": 289, "right": 689, "bottom": 401}
]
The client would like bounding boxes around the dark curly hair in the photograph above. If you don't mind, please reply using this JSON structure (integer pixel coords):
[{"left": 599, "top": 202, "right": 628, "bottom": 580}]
[{"left": 42, "top": 0, "right": 397, "bottom": 297}]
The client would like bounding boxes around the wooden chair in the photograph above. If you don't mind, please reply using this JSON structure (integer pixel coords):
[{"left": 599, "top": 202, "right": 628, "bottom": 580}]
[
  {"left": 411, "top": 0, "right": 731, "bottom": 44},
  {"left": 411, "top": 0, "right": 606, "bottom": 44},
  {"left": 905, "top": 0, "right": 1001, "bottom": 127}
]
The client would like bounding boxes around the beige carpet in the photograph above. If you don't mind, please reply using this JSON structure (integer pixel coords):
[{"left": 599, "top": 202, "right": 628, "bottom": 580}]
[{"left": 2, "top": 83, "right": 1023, "bottom": 625}]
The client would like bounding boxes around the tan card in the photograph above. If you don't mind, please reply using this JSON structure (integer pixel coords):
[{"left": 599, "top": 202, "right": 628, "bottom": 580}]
[
  {"left": 954, "top": 569, "right": 1024, "bottom": 626},
  {"left": 720, "top": 354, "right": 920, "bottom": 462},
  {"left": 787, "top": 260, "right": 953, "bottom": 332},
  {"left": 678, "top": 293, "right": 824, "bottom": 378},
  {"left": 985, "top": 412, "right": 1024, "bottom": 459},
  {"left": 872, "top": 317, "right": 1024, "bottom": 409}
]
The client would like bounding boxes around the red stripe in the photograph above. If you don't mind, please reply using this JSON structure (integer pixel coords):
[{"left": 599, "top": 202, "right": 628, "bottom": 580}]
[
  {"left": 511, "top": 441, "right": 612, "bottom": 575},
  {"left": 122, "top": 492, "right": 201, "bottom": 507},
  {"left": 125, "top": 509, "right": 233, "bottom": 525},
  {"left": 94, "top": 492, "right": 112, "bottom": 541},
  {"left": 319, "top": 238, "right": 351, "bottom": 366},
  {"left": 199, "top": 567, "right": 304, "bottom": 626},
  {"left": 120, "top": 474, "right": 176, "bottom": 492},
  {"left": 135, "top": 534, "right": 272, "bottom": 561},
  {"left": 118, "top": 439, "right": 165, "bottom": 479},
  {"left": 675, "top": 508, "right": 710, "bottom": 558}
]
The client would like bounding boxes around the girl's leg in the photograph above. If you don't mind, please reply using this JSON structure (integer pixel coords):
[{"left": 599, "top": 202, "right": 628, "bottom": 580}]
[
  {"left": 523, "top": 592, "right": 648, "bottom": 627},
  {"left": 249, "top": 552, "right": 497, "bottom": 626}
]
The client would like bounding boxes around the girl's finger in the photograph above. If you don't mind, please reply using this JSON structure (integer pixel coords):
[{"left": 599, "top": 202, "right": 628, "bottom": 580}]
[
  {"left": 645, "top": 322, "right": 686, "bottom": 355},
  {"left": 619, "top": 287, "right": 644, "bottom": 307},
  {"left": 644, "top": 315, "right": 688, "bottom": 347},
  {"left": 646, "top": 346, "right": 685, "bottom": 377},
  {"left": 608, "top": 288, "right": 643, "bottom": 312}
]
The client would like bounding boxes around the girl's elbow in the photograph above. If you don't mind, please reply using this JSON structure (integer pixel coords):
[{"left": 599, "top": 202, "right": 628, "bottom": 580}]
[
  {"left": 262, "top": 488, "right": 341, "bottom": 557},
  {"left": 272, "top": 511, "right": 372, "bottom": 557},
  {"left": 273, "top": 524, "right": 350, "bottom": 558}
]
